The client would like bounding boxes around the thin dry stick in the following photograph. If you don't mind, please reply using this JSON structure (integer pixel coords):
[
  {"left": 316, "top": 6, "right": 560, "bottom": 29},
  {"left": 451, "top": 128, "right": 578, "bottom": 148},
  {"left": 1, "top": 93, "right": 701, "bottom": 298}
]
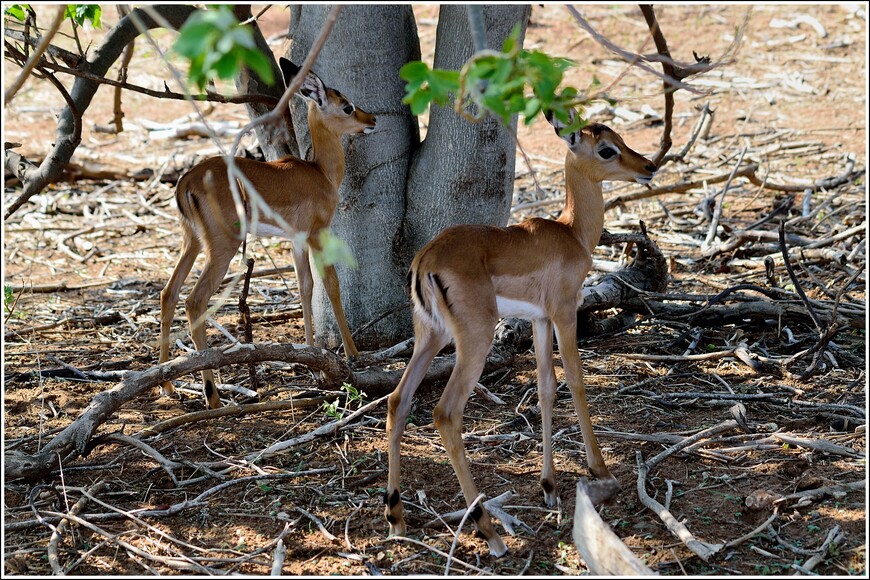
[
  {"left": 702, "top": 145, "right": 749, "bottom": 254},
  {"left": 4, "top": 5, "right": 66, "bottom": 103},
  {"left": 105, "top": 433, "right": 184, "bottom": 485},
  {"left": 244, "top": 393, "right": 390, "bottom": 462},
  {"left": 42, "top": 510, "right": 218, "bottom": 574},
  {"left": 294, "top": 507, "right": 338, "bottom": 543},
  {"left": 239, "top": 257, "right": 260, "bottom": 393},
  {"left": 724, "top": 513, "right": 778, "bottom": 548},
  {"left": 138, "top": 398, "right": 332, "bottom": 437},
  {"left": 344, "top": 502, "right": 363, "bottom": 551},
  {"left": 270, "top": 538, "right": 286, "bottom": 576},
  {"left": 566, "top": 5, "right": 705, "bottom": 94},
  {"left": 386, "top": 536, "right": 490, "bottom": 574},
  {"left": 47, "top": 481, "right": 109, "bottom": 575},
  {"left": 444, "top": 493, "right": 485, "bottom": 576}
]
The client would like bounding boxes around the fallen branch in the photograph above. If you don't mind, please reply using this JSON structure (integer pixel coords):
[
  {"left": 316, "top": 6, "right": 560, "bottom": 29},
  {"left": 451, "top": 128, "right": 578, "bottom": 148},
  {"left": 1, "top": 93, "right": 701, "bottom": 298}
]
[
  {"left": 573, "top": 478, "right": 656, "bottom": 575},
  {"left": 429, "top": 491, "right": 535, "bottom": 538},
  {"left": 46, "top": 480, "right": 108, "bottom": 575},
  {"left": 635, "top": 420, "right": 739, "bottom": 562}
]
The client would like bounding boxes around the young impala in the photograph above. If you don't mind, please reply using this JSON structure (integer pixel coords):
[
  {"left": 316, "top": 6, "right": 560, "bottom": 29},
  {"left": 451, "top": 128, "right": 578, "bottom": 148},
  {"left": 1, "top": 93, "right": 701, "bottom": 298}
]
[
  {"left": 384, "top": 113, "right": 656, "bottom": 557},
  {"left": 158, "top": 58, "right": 376, "bottom": 409}
]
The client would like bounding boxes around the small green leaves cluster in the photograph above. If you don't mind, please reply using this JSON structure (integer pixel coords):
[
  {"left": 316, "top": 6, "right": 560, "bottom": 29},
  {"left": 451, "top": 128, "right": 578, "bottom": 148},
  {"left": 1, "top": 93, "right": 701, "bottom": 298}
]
[
  {"left": 5, "top": 4, "right": 101, "bottom": 28},
  {"left": 3, "top": 4, "right": 28, "bottom": 21},
  {"left": 65, "top": 4, "right": 100, "bottom": 28},
  {"left": 3, "top": 284, "right": 14, "bottom": 315},
  {"left": 311, "top": 229, "right": 357, "bottom": 277},
  {"left": 172, "top": 5, "right": 274, "bottom": 91},
  {"left": 322, "top": 383, "right": 367, "bottom": 421},
  {"left": 400, "top": 23, "right": 585, "bottom": 133}
]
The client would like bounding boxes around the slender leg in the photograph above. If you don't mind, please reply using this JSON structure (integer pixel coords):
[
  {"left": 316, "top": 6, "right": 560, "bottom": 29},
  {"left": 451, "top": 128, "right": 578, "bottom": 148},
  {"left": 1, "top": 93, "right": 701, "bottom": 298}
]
[
  {"left": 320, "top": 263, "right": 359, "bottom": 357},
  {"left": 532, "top": 318, "right": 559, "bottom": 507},
  {"left": 432, "top": 316, "right": 508, "bottom": 558},
  {"left": 384, "top": 320, "right": 449, "bottom": 537},
  {"left": 159, "top": 228, "right": 201, "bottom": 397},
  {"left": 553, "top": 313, "right": 620, "bottom": 503},
  {"left": 184, "top": 246, "right": 237, "bottom": 409},
  {"left": 293, "top": 245, "right": 315, "bottom": 347}
]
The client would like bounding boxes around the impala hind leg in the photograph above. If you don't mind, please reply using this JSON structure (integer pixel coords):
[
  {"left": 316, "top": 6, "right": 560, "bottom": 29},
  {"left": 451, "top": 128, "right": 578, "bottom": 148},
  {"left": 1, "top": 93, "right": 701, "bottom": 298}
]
[
  {"left": 159, "top": 228, "right": 201, "bottom": 398},
  {"left": 433, "top": 321, "right": 508, "bottom": 558},
  {"left": 532, "top": 318, "right": 560, "bottom": 507},
  {"left": 384, "top": 322, "right": 449, "bottom": 537},
  {"left": 553, "top": 315, "right": 621, "bottom": 504},
  {"left": 185, "top": 247, "right": 237, "bottom": 409}
]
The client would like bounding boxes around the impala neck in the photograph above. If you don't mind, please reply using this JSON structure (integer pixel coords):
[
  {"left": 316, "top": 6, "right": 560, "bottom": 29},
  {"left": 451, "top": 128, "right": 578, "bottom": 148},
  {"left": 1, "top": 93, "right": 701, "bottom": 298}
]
[
  {"left": 307, "top": 102, "right": 345, "bottom": 189},
  {"left": 556, "top": 156, "right": 605, "bottom": 251}
]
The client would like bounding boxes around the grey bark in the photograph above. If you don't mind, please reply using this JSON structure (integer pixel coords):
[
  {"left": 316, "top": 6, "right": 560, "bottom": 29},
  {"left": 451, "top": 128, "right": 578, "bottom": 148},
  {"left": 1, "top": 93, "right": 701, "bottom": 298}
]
[
  {"left": 289, "top": 5, "right": 530, "bottom": 349},
  {"left": 404, "top": 5, "right": 531, "bottom": 257},
  {"left": 231, "top": 5, "right": 299, "bottom": 160},
  {"left": 3, "top": 5, "right": 197, "bottom": 220},
  {"left": 289, "top": 5, "right": 422, "bottom": 349}
]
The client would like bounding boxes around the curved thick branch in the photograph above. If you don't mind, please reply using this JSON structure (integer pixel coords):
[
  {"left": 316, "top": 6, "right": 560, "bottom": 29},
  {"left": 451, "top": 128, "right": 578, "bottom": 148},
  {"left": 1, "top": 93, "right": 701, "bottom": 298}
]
[{"left": 4, "top": 341, "right": 514, "bottom": 482}]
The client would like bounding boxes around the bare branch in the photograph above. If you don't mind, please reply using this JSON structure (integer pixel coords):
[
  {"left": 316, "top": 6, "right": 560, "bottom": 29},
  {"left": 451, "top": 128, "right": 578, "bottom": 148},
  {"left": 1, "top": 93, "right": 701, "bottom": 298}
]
[{"left": 4, "top": 5, "right": 65, "bottom": 103}]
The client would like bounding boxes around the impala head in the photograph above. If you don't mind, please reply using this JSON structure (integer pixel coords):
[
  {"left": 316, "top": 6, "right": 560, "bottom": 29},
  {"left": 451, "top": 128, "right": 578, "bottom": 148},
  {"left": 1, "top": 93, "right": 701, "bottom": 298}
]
[
  {"left": 279, "top": 57, "right": 377, "bottom": 136},
  {"left": 546, "top": 109, "right": 656, "bottom": 185}
]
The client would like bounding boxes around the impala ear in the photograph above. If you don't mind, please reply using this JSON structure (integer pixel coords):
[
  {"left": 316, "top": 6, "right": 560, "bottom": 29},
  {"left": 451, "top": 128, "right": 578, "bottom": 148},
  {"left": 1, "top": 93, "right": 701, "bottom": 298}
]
[
  {"left": 545, "top": 108, "right": 581, "bottom": 149},
  {"left": 279, "top": 57, "right": 300, "bottom": 84},
  {"left": 279, "top": 57, "right": 327, "bottom": 108}
]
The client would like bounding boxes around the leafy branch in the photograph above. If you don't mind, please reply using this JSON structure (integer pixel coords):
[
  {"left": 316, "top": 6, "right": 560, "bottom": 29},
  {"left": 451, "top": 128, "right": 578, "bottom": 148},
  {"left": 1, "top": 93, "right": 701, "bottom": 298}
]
[{"left": 400, "top": 24, "right": 600, "bottom": 133}]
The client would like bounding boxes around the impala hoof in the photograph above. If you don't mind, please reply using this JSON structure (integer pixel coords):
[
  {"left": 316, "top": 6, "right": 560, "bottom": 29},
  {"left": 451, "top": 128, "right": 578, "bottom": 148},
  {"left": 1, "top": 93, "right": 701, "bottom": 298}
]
[
  {"left": 387, "top": 521, "right": 406, "bottom": 538},
  {"left": 487, "top": 536, "right": 509, "bottom": 558},
  {"left": 541, "top": 478, "right": 559, "bottom": 508}
]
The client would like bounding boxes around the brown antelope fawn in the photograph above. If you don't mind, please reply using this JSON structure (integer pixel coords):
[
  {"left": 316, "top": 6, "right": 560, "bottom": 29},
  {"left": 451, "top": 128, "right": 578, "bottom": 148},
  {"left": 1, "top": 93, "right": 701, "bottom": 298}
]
[
  {"left": 159, "top": 58, "right": 376, "bottom": 409},
  {"left": 384, "top": 113, "right": 656, "bottom": 557}
]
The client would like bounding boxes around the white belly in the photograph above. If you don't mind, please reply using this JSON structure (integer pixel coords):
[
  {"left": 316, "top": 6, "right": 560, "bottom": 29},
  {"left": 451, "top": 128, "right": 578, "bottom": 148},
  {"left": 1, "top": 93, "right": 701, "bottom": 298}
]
[
  {"left": 496, "top": 296, "right": 546, "bottom": 320},
  {"left": 251, "top": 223, "right": 294, "bottom": 239}
]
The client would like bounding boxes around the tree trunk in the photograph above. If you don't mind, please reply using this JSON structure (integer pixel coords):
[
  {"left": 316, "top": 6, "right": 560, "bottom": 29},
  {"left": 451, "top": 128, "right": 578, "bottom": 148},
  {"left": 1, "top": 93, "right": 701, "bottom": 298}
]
[
  {"left": 231, "top": 5, "right": 298, "bottom": 160},
  {"left": 289, "top": 5, "right": 530, "bottom": 350},
  {"left": 404, "top": 5, "right": 531, "bottom": 256}
]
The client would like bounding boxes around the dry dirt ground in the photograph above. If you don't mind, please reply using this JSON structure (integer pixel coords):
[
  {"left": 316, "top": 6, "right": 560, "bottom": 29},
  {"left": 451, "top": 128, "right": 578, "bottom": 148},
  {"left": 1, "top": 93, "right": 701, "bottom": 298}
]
[{"left": 3, "top": 4, "right": 867, "bottom": 577}]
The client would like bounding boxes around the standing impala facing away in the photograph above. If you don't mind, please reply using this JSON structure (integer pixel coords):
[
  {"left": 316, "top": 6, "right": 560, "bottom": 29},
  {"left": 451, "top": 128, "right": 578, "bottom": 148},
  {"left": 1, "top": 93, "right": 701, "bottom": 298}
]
[
  {"left": 158, "top": 58, "right": 376, "bottom": 409},
  {"left": 384, "top": 114, "right": 656, "bottom": 557}
]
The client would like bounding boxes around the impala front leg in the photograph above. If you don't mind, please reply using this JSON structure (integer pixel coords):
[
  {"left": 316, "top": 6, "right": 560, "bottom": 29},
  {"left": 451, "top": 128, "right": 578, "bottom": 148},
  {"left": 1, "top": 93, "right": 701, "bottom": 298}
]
[
  {"left": 532, "top": 318, "right": 560, "bottom": 507},
  {"left": 553, "top": 314, "right": 620, "bottom": 504}
]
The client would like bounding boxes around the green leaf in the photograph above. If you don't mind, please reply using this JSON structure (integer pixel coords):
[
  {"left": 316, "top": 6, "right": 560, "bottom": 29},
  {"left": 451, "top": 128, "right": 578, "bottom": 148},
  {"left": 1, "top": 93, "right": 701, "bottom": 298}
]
[
  {"left": 173, "top": 21, "right": 218, "bottom": 57},
  {"left": 399, "top": 60, "right": 430, "bottom": 82},
  {"left": 65, "top": 4, "right": 101, "bottom": 28},
  {"left": 173, "top": 5, "right": 276, "bottom": 89},
  {"left": 407, "top": 90, "right": 431, "bottom": 116},
  {"left": 311, "top": 229, "right": 357, "bottom": 277},
  {"left": 211, "top": 51, "right": 239, "bottom": 80},
  {"left": 241, "top": 48, "right": 275, "bottom": 85},
  {"left": 4, "top": 4, "right": 28, "bottom": 21}
]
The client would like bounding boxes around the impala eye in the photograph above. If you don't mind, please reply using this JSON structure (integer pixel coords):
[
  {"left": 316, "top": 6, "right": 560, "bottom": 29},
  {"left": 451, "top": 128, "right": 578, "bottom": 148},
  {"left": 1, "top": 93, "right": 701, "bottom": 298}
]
[
  {"left": 342, "top": 104, "right": 355, "bottom": 115},
  {"left": 598, "top": 146, "right": 617, "bottom": 160}
]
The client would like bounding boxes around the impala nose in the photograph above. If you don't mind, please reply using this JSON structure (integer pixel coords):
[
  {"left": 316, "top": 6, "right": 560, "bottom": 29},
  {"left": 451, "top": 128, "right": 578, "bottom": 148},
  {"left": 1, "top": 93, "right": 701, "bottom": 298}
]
[{"left": 645, "top": 163, "right": 657, "bottom": 173}]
